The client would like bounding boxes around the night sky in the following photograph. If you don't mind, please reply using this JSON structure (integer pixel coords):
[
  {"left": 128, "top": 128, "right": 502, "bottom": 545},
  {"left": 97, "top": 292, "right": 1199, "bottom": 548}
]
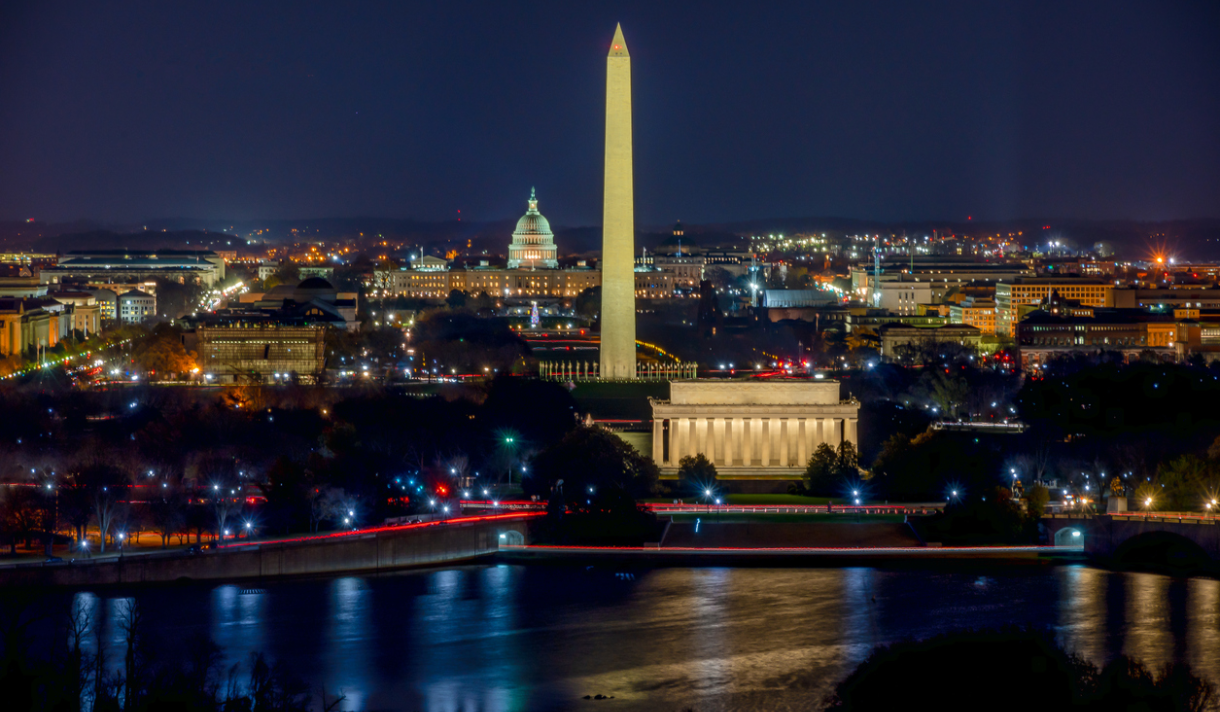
[{"left": 1, "top": 1, "right": 1217, "bottom": 226}]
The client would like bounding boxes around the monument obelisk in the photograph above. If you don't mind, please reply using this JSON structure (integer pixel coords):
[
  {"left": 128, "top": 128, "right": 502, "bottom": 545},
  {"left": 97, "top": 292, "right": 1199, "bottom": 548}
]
[{"left": 599, "top": 23, "right": 636, "bottom": 380}]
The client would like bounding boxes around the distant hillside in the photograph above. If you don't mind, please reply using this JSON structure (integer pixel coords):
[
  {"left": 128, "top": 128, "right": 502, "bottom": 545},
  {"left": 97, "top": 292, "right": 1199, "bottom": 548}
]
[{"left": 8, "top": 216, "right": 1220, "bottom": 262}]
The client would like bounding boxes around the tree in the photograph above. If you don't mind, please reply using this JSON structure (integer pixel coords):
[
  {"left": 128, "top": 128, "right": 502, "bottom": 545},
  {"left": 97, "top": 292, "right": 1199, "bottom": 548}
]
[
  {"left": 804, "top": 443, "right": 839, "bottom": 496},
  {"left": 825, "top": 628, "right": 1215, "bottom": 712},
  {"left": 910, "top": 368, "right": 970, "bottom": 419},
  {"left": 149, "top": 483, "right": 186, "bottom": 548},
  {"left": 320, "top": 488, "right": 360, "bottom": 529},
  {"left": 527, "top": 425, "right": 659, "bottom": 510},
  {"left": 676, "top": 454, "right": 718, "bottom": 497},
  {"left": 197, "top": 455, "right": 242, "bottom": 545},
  {"left": 695, "top": 280, "right": 723, "bottom": 336},
  {"left": 706, "top": 266, "right": 734, "bottom": 291},
  {"left": 131, "top": 324, "right": 197, "bottom": 380},
  {"left": 835, "top": 440, "right": 859, "bottom": 480},
  {"left": 574, "top": 286, "right": 600, "bottom": 321},
  {"left": 1156, "top": 455, "right": 1215, "bottom": 512},
  {"left": 471, "top": 290, "right": 495, "bottom": 312},
  {"left": 79, "top": 462, "right": 128, "bottom": 553},
  {"left": 1026, "top": 484, "right": 1050, "bottom": 519},
  {"left": 260, "top": 457, "right": 310, "bottom": 535},
  {"left": 445, "top": 289, "right": 469, "bottom": 309},
  {"left": 264, "top": 263, "right": 300, "bottom": 290},
  {"left": 0, "top": 486, "right": 46, "bottom": 555}
]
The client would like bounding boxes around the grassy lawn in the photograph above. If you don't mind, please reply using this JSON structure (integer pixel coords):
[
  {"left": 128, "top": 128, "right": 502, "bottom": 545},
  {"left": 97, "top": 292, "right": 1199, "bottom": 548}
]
[{"left": 666, "top": 512, "right": 907, "bottom": 524}]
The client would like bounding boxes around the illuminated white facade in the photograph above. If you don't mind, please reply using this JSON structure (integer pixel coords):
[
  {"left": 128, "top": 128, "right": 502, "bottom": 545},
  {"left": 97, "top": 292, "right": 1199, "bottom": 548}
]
[{"left": 507, "top": 188, "right": 558, "bottom": 269}]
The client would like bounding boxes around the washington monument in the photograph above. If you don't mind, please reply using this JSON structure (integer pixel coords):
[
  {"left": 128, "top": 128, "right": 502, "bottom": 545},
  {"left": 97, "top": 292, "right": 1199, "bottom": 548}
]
[{"left": 599, "top": 23, "right": 636, "bottom": 380}]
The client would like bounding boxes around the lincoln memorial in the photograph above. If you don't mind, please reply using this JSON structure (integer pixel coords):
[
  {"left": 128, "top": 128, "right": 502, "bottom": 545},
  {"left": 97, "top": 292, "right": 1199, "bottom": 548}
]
[{"left": 649, "top": 380, "right": 860, "bottom": 479}]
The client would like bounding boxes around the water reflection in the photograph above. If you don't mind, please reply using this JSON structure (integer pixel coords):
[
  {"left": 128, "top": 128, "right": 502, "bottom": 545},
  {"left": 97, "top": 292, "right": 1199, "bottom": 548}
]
[
  {"left": 689, "top": 567, "right": 730, "bottom": 700},
  {"left": 1056, "top": 565, "right": 1107, "bottom": 661},
  {"left": 1187, "top": 578, "right": 1220, "bottom": 675},
  {"left": 326, "top": 577, "right": 371, "bottom": 710},
  {"left": 1124, "top": 572, "right": 1173, "bottom": 670},
  {"left": 210, "top": 585, "right": 266, "bottom": 669},
  {"left": 20, "top": 566, "right": 1220, "bottom": 712}
]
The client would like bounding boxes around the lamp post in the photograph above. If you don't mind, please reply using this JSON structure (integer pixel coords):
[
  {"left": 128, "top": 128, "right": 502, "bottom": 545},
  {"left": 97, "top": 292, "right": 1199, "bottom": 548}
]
[{"left": 502, "top": 435, "right": 517, "bottom": 490}]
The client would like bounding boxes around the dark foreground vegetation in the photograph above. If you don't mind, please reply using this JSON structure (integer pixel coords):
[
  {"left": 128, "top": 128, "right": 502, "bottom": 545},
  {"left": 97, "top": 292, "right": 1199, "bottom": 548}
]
[
  {"left": 826, "top": 628, "right": 1215, "bottom": 712},
  {"left": 0, "top": 596, "right": 331, "bottom": 712}
]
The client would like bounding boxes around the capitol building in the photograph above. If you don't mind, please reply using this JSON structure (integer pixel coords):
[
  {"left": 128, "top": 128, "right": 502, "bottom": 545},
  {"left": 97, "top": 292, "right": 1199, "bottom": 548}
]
[
  {"left": 373, "top": 187, "right": 719, "bottom": 301},
  {"left": 507, "top": 189, "right": 558, "bottom": 269}
]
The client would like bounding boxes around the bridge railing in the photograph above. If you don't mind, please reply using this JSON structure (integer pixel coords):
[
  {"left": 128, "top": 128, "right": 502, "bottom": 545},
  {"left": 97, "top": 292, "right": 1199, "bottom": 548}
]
[
  {"left": 460, "top": 500, "right": 946, "bottom": 515},
  {"left": 1110, "top": 511, "right": 1220, "bottom": 525}
]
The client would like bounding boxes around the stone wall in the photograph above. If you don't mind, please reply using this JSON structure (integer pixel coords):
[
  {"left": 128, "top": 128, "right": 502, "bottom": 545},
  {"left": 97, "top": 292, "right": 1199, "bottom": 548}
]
[
  {"left": 669, "top": 380, "right": 840, "bottom": 405},
  {"left": 0, "top": 516, "right": 532, "bottom": 588}
]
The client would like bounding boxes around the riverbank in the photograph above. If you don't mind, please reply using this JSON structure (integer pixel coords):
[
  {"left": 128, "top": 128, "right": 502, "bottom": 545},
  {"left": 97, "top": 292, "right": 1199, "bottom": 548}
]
[
  {"left": 499, "top": 544, "right": 1085, "bottom": 567},
  {"left": 0, "top": 513, "right": 536, "bottom": 588}
]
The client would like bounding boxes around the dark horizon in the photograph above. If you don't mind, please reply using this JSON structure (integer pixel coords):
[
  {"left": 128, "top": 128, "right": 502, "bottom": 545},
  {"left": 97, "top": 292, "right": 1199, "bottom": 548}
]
[{"left": 2, "top": 1, "right": 1218, "bottom": 226}]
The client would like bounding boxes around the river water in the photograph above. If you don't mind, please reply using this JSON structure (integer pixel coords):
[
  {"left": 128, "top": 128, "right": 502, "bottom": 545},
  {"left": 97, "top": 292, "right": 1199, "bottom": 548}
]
[{"left": 23, "top": 563, "right": 1220, "bottom": 711}]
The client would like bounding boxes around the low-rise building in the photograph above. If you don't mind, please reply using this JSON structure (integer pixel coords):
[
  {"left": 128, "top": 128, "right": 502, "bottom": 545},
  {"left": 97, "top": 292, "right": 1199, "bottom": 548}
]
[
  {"left": 50, "top": 292, "right": 101, "bottom": 336},
  {"left": 88, "top": 289, "right": 118, "bottom": 320},
  {"left": 949, "top": 297, "right": 997, "bottom": 335},
  {"left": 0, "top": 297, "right": 78, "bottom": 357},
  {"left": 995, "top": 279, "right": 1116, "bottom": 337},
  {"left": 118, "top": 290, "right": 156, "bottom": 324},
  {"left": 190, "top": 323, "right": 328, "bottom": 384},
  {"left": 878, "top": 323, "right": 983, "bottom": 360},
  {"left": 41, "top": 249, "right": 224, "bottom": 287}
]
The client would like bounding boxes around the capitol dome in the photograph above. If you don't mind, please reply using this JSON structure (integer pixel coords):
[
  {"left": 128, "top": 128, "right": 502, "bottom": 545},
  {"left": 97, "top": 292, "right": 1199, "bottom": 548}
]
[{"left": 507, "top": 188, "right": 559, "bottom": 269}]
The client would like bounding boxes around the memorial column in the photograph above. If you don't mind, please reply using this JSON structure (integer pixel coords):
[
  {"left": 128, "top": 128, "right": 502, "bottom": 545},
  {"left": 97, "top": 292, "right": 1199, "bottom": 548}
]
[
  {"left": 778, "top": 419, "right": 790, "bottom": 468},
  {"left": 742, "top": 418, "right": 753, "bottom": 466},
  {"left": 652, "top": 418, "right": 663, "bottom": 465},
  {"left": 667, "top": 417, "right": 679, "bottom": 467}
]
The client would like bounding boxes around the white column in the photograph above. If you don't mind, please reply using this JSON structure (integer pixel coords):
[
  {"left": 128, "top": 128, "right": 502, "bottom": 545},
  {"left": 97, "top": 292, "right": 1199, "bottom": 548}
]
[
  {"left": 695, "top": 418, "right": 707, "bottom": 460},
  {"left": 722, "top": 418, "right": 734, "bottom": 466},
  {"left": 760, "top": 419, "right": 771, "bottom": 466},
  {"left": 742, "top": 418, "right": 753, "bottom": 466},
  {"left": 797, "top": 419, "right": 808, "bottom": 467},
  {"left": 678, "top": 414, "right": 688, "bottom": 463},
  {"left": 778, "top": 419, "right": 790, "bottom": 468},
  {"left": 832, "top": 418, "right": 843, "bottom": 445},
  {"left": 667, "top": 418, "right": 678, "bottom": 466},
  {"left": 652, "top": 418, "right": 664, "bottom": 464},
  {"left": 706, "top": 418, "right": 717, "bottom": 464},
  {"left": 846, "top": 417, "right": 858, "bottom": 447}
]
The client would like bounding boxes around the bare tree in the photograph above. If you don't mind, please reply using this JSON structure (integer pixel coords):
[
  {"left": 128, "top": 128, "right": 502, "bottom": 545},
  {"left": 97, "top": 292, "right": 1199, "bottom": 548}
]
[
  {"left": 321, "top": 687, "right": 348, "bottom": 712},
  {"left": 63, "top": 598, "right": 94, "bottom": 710},
  {"left": 149, "top": 483, "right": 186, "bottom": 548},
  {"left": 117, "top": 599, "right": 143, "bottom": 711},
  {"left": 79, "top": 461, "right": 127, "bottom": 553},
  {"left": 197, "top": 455, "right": 242, "bottom": 546}
]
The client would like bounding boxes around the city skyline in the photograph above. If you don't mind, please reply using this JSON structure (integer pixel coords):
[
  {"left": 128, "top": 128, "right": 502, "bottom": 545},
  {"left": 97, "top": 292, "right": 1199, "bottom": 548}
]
[{"left": 2, "top": 1, "right": 1218, "bottom": 226}]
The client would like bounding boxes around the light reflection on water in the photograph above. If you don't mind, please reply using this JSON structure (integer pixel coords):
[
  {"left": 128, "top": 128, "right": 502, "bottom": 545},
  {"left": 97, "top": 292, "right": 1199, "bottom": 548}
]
[{"left": 43, "top": 565, "right": 1220, "bottom": 711}]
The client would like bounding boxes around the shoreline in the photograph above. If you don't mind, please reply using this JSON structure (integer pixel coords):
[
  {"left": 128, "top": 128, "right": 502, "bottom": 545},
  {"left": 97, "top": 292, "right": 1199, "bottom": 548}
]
[{"left": 498, "top": 544, "right": 1089, "bottom": 567}]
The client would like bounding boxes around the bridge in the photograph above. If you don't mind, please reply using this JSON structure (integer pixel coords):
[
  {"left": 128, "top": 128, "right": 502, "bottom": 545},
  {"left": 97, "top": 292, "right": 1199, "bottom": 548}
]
[
  {"left": 0, "top": 513, "right": 537, "bottom": 587},
  {"left": 1043, "top": 513, "right": 1220, "bottom": 570}
]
